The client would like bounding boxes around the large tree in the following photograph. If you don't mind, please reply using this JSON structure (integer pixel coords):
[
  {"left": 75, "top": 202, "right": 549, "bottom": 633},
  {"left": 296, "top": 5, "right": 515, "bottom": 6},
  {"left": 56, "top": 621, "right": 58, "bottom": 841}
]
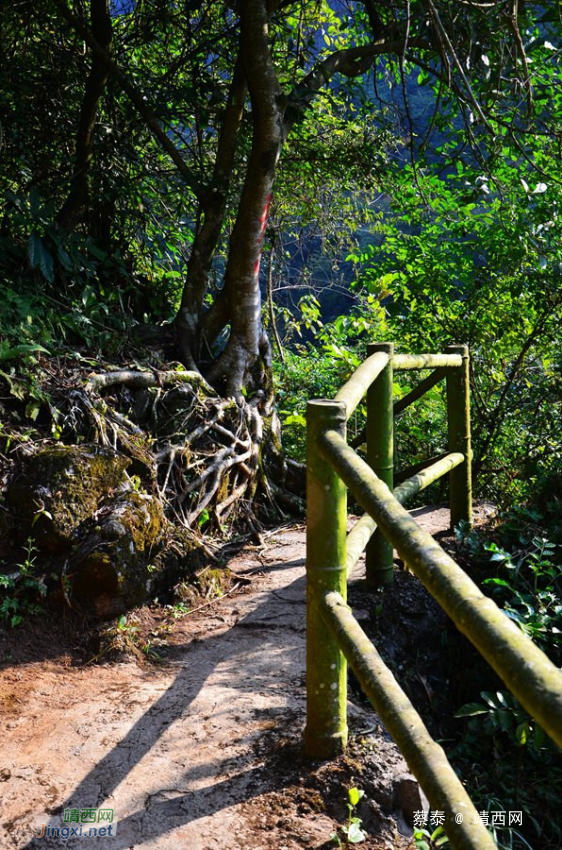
[{"left": 48, "top": 0, "right": 559, "bottom": 400}]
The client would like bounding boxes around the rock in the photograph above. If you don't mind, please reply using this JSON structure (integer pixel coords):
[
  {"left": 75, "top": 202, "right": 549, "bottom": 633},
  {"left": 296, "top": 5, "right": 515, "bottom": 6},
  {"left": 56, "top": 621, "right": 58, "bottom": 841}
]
[
  {"left": 370, "top": 776, "right": 395, "bottom": 812},
  {"left": 5, "top": 443, "right": 206, "bottom": 619},
  {"left": 68, "top": 491, "right": 165, "bottom": 619},
  {"left": 6, "top": 445, "right": 130, "bottom": 551},
  {"left": 394, "top": 773, "right": 429, "bottom": 826}
]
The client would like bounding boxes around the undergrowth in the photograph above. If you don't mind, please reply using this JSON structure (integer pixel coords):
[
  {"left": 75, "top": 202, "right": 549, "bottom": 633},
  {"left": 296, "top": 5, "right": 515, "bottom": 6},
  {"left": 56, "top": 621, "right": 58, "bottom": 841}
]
[{"left": 447, "top": 504, "right": 562, "bottom": 850}]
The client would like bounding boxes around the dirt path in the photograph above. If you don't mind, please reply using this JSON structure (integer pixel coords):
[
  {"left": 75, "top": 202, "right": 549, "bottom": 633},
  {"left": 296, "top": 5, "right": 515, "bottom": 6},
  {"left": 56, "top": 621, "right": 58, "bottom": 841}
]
[{"left": 1, "top": 508, "right": 489, "bottom": 849}]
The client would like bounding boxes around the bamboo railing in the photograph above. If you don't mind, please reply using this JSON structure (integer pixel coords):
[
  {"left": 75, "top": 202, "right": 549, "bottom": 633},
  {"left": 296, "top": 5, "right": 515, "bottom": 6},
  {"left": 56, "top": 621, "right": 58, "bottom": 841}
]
[{"left": 305, "top": 344, "right": 562, "bottom": 850}]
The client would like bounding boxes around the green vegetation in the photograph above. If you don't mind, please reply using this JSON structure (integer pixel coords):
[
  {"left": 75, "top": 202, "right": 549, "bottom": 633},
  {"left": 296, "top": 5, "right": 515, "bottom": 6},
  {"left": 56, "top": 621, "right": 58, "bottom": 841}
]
[
  {"left": 331, "top": 786, "right": 367, "bottom": 847},
  {"left": 0, "top": 2, "right": 560, "bottom": 846},
  {"left": 412, "top": 825, "right": 449, "bottom": 850},
  {"left": 444, "top": 505, "right": 562, "bottom": 850},
  {"left": 0, "top": 539, "right": 46, "bottom": 627}
]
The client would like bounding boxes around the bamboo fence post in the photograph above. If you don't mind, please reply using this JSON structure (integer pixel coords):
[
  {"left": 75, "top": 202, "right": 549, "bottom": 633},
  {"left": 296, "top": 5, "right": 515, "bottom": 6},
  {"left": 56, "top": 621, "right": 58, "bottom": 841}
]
[
  {"left": 305, "top": 399, "right": 348, "bottom": 758},
  {"left": 446, "top": 345, "right": 473, "bottom": 529},
  {"left": 366, "top": 342, "right": 395, "bottom": 588}
]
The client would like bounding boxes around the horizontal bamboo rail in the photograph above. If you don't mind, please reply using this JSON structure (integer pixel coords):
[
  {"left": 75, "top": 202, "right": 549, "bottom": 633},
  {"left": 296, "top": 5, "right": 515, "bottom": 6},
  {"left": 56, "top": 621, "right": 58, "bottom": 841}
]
[
  {"left": 346, "top": 514, "right": 378, "bottom": 575},
  {"left": 346, "top": 452, "right": 465, "bottom": 575},
  {"left": 319, "top": 591, "right": 496, "bottom": 850},
  {"left": 393, "top": 452, "right": 464, "bottom": 504},
  {"left": 318, "top": 427, "right": 562, "bottom": 748},
  {"left": 394, "top": 452, "right": 452, "bottom": 484},
  {"left": 334, "top": 351, "right": 389, "bottom": 418},
  {"left": 393, "top": 353, "right": 463, "bottom": 370}
]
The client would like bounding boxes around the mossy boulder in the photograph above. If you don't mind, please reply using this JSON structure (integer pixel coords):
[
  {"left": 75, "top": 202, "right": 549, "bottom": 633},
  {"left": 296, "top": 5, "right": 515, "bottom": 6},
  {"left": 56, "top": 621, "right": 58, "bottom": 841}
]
[
  {"left": 6, "top": 445, "right": 130, "bottom": 551},
  {"left": 68, "top": 491, "right": 165, "bottom": 619}
]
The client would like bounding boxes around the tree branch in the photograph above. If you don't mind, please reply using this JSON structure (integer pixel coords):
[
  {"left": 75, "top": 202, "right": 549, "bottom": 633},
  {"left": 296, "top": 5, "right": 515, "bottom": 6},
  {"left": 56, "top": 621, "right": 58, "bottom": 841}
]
[
  {"left": 52, "top": 0, "right": 205, "bottom": 200},
  {"left": 285, "top": 38, "right": 425, "bottom": 128}
]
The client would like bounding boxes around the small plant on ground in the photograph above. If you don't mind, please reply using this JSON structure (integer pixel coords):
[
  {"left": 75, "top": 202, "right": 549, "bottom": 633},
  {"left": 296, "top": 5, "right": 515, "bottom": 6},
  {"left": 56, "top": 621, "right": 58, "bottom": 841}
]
[
  {"left": 411, "top": 824, "right": 449, "bottom": 849},
  {"left": 331, "top": 786, "right": 367, "bottom": 846},
  {"left": 0, "top": 538, "right": 47, "bottom": 627}
]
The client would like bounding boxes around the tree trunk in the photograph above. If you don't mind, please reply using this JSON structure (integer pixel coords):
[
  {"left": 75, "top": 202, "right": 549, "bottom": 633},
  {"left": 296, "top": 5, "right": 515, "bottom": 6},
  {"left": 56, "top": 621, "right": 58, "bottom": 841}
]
[
  {"left": 204, "top": 0, "right": 285, "bottom": 399},
  {"left": 174, "top": 54, "right": 247, "bottom": 372},
  {"left": 177, "top": 3, "right": 399, "bottom": 400},
  {"left": 57, "top": 0, "right": 112, "bottom": 231}
]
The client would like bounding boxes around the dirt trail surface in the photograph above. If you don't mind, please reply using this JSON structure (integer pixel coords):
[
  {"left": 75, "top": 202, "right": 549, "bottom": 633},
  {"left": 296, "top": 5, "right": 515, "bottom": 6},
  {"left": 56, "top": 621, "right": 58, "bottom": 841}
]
[{"left": 1, "top": 507, "right": 490, "bottom": 850}]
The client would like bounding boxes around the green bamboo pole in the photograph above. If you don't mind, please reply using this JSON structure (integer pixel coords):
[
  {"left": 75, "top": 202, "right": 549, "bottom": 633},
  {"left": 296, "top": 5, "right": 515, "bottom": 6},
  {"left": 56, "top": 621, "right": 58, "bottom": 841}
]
[
  {"left": 446, "top": 345, "right": 473, "bottom": 528},
  {"left": 318, "top": 429, "right": 562, "bottom": 748},
  {"left": 319, "top": 591, "right": 497, "bottom": 850},
  {"left": 305, "top": 399, "right": 348, "bottom": 758},
  {"left": 366, "top": 342, "right": 394, "bottom": 588}
]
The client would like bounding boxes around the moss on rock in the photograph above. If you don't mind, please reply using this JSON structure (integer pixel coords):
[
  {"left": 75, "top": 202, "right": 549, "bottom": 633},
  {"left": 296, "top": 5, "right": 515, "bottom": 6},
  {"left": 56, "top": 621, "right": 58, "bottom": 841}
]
[
  {"left": 7, "top": 445, "right": 130, "bottom": 551},
  {"left": 69, "top": 491, "right": 165, "bottom": 619}
]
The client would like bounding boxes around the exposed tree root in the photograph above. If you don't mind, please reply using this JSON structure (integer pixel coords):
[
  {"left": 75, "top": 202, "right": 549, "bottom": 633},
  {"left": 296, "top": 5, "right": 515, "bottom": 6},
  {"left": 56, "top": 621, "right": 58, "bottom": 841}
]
[{"left": 65, "top": 366, "right": 304, "bottom": 538}]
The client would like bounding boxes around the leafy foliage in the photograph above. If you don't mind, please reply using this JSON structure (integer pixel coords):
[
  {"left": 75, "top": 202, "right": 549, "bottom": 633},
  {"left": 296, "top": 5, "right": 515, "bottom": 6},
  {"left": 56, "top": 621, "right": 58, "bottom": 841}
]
[
  {"left": 0, "top": 539, "right": 46, "bottom": 628},
  {"left": 449, "top": 512, "right": 562, "bottom": 849}
]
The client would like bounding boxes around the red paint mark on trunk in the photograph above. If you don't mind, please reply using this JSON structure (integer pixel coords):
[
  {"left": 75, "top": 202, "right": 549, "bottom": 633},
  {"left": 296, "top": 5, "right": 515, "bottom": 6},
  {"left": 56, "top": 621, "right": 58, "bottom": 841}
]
[
  {"left": 253, "top": 193, "right": 273, "bottom": 280},
  {"left": 259, "top": 193, "right": 272, "bottom": 234}
]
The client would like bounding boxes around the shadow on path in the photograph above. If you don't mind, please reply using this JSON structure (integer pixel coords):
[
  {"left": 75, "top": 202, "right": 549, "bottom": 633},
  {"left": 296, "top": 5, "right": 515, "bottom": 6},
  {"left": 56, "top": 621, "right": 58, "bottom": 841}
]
[{"left": 23, "top": 556, "right": 309, "bottom": 849}]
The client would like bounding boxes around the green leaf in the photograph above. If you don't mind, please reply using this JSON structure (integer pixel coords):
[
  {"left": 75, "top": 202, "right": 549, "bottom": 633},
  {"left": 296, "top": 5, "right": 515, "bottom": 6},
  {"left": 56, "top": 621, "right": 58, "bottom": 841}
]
[
  {"left": 430, "top": 825, "right": 449, "bottom": 846},
  {"left": 454, "top": 702, "right": 488, "bottom": 718},
  {"left": 483, "top": 577, "right": 512, "bottom": 589},
  {"left": 480, "top": 691, "right": 500, "bottom": 708},
  {"left": 25, "top": 400, "right": 41, "bottom": 421},
  {"left": 27, "top": 231, "right": 43, "bottom": 268},
  {"left": 0, "top": 344, "right": 50, "bottom": 361},
  {"left": 27, "top": 232, "right": 54, "bottom": 282},
  {"left": 57, "top": 244, "right": 73, "bottom": 271},
  {"left": 198, "top": 508, "right": 210, "bottom": 527},
  {"left": 347, "top": 821, "right": 366, "bottom": 843},
  {"left": 348, "top": 787, "right": 364, "bottom": 807},
  {"left": 498, "top": 710, "right": 513, "bottom": 731},
  {"left": 88, "top": 243, "right": 109, "bottom": 261},
  {"left": 516, "top": 721, "right": 530, "bottom": 746},
  {"left": 39, "top": 242, "right": 54, "bottom": 281},
  {"left": 284, "top": 413, "right": 306, "bottom": 427}
]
